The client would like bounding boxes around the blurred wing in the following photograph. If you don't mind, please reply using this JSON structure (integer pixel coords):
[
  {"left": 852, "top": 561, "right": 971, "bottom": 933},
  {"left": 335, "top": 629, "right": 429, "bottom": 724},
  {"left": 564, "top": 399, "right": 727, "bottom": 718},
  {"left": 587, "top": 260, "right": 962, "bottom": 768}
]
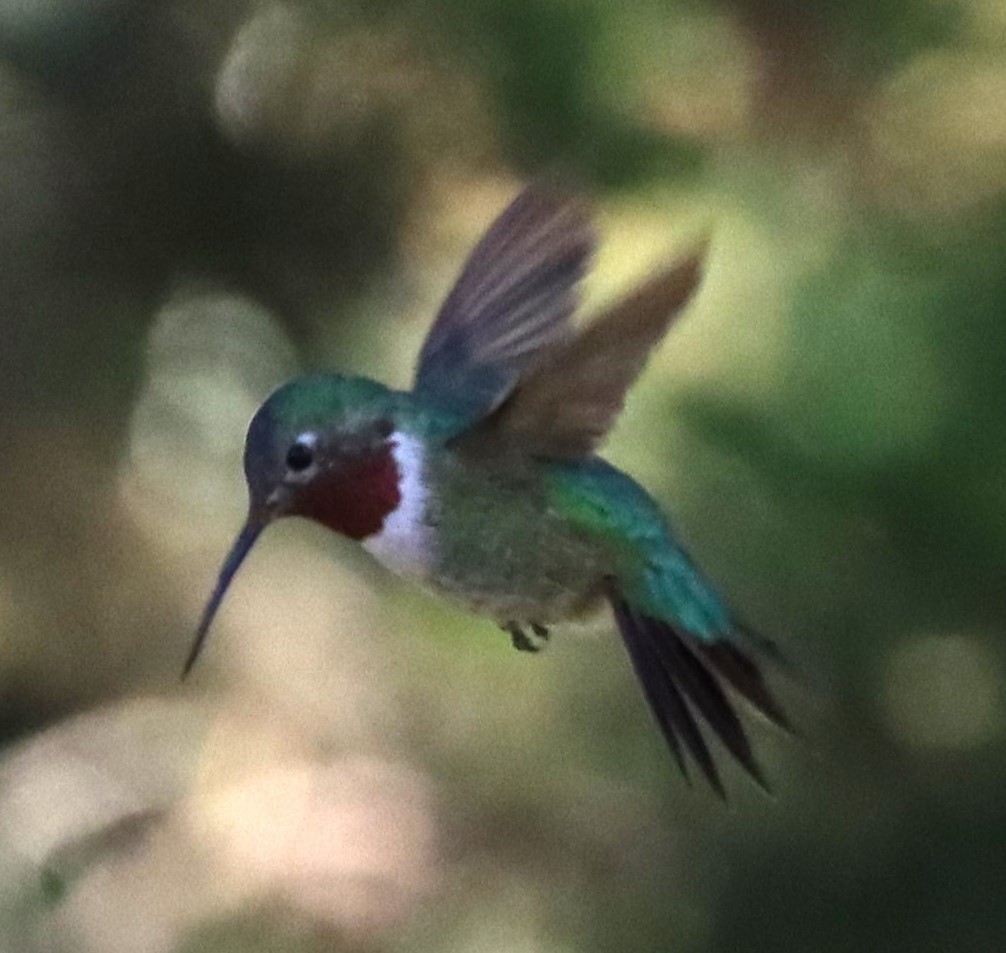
[
  {"left": 460, "top": 248, "right": 706, "bottom": 458},
  {"left": 414, "top": 186, "right": 595, "bottom": 420}
]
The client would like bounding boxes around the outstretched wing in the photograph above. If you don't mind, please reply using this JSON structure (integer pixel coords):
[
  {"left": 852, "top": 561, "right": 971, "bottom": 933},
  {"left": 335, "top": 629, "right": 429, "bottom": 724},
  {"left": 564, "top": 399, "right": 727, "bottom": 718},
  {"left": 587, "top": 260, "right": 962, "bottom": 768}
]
[
  {"left": 414, "top": 186, "right": 595, "bottom": 420},
  {"left": 457, "top": 248, "right": 706, "bottom": 458}
]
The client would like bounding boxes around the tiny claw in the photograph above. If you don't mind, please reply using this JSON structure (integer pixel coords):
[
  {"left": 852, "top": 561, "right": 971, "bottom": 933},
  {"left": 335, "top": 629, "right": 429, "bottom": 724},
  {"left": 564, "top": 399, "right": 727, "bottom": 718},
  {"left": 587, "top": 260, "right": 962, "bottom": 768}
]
[
  {"left": 530, "top": 622, "right": 550, "bottom": 640},
  {"left": 505, "top": 623, "right": 540, "bottom": 653}
]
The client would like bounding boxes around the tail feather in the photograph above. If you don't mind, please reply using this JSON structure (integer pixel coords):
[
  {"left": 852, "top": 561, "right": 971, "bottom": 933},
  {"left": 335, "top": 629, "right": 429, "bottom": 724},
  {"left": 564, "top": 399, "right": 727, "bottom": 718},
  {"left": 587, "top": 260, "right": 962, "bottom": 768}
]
[
  {"left": 612, "top": 599, "right": 715, "bottom": 793},
  {"left": 660, "top": 635, "right": 770, "bottom": 791},
  {"left": 610, "top": 593, "right": 788, "bottom": 796},
  {"left": 693, "top": 639, "right": 792, "bottom": 732}
]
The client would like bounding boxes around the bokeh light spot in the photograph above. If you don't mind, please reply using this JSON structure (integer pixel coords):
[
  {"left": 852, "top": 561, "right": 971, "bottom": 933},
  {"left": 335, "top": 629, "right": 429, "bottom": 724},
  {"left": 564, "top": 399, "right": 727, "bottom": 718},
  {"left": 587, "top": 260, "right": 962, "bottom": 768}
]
[
  {"left": 884, "top": 633, "right": 1001, "bottom": 751},
  {"left": 120, "top": 285, "right": 295, "bottom": 551}
]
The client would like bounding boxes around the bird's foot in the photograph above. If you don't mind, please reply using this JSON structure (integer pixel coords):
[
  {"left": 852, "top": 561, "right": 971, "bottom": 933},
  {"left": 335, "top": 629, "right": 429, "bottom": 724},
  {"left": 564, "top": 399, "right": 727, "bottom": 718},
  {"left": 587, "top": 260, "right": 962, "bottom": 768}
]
[
  {"left": 503, "top": 621, "right": 550, "bottom": 653},
  {"left": 506, "top": 623, "right": 538, "bottom": 652}
]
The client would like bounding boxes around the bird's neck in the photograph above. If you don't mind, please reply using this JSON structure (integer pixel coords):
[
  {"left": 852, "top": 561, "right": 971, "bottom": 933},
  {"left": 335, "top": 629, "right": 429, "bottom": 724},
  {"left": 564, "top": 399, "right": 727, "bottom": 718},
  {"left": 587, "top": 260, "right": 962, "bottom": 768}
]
[
  {"left": 360, "top": 430, "right": 434, "bottom": 578},
  {"left": 292, "top": 444, "right": 402, "bottom": 540}
]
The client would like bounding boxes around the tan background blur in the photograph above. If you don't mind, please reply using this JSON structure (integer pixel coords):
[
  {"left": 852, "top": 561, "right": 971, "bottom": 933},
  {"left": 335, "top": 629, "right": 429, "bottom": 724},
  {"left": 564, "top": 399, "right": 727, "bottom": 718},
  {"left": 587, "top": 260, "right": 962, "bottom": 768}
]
[{"left": 1, "top": 0, "right": 1006, "bottom": 950}]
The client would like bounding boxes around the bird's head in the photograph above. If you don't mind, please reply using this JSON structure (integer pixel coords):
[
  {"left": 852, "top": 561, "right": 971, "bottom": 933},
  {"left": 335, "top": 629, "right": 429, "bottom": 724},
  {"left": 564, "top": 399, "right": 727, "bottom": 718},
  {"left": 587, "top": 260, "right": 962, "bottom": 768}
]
[
  {"left": 243, "top": 374, "right": 403, "bottom": 537},
  {"left": 184, "top": 374, "right": 404, "bottom": 675}
]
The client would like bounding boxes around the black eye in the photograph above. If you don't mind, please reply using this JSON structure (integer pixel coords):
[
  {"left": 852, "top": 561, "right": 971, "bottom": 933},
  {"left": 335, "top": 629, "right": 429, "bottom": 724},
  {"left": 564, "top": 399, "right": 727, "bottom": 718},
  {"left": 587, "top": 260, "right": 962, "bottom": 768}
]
[{"left": 286, "top": 440, "right": 314, "bottom": 472}]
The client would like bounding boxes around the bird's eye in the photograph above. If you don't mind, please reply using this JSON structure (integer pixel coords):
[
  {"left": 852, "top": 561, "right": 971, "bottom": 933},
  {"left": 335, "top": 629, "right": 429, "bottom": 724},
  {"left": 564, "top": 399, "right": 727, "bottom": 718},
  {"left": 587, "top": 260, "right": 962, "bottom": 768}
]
[{"left": 286, "top": 440, "right": 315, "bottom": 472}]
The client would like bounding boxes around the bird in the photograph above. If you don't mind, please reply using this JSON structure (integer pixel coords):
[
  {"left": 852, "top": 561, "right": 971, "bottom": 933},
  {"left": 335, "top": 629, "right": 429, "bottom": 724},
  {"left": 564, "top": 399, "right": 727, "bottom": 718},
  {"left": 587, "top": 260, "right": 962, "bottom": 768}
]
[{"left": 184, "top": 185, "right": 789, "bottom": 796}]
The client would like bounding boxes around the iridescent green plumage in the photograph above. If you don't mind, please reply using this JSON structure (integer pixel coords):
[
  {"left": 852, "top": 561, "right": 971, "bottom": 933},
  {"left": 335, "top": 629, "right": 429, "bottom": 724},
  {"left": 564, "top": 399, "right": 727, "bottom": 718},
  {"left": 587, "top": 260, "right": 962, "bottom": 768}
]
[{"left": 188, "top": 185, "right": 789, "bottom": 796}]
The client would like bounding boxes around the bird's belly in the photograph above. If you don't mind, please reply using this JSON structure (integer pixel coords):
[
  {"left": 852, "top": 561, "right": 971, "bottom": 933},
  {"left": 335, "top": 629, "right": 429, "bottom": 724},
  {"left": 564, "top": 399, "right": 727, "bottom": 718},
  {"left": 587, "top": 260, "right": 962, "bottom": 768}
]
[
  {"left": 427, "top": 518, "right": 611, "bottom": 625},
  {"left": 366, "top": 533, "right": 605, "bottom": 622},
  {"left": 365, "top": 446, "right": 614, "bottom": 625},
  {"left": 433, "top": 574, "right": 604, "bottom": 624}
]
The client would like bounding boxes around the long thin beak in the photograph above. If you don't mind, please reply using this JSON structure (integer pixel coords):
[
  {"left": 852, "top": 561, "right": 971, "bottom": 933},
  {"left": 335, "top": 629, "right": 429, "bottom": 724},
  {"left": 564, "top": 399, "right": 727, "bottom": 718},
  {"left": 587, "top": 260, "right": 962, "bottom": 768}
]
[{"left": 182, "top": 518, "right": 265, "bottom": 679}]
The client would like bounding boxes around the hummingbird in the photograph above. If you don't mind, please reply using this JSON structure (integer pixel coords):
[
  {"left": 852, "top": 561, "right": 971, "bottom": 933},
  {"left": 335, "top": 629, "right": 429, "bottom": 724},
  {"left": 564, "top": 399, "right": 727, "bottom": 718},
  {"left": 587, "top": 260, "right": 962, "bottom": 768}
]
[{"left": 185, "top": 186, "right": 789, "bottom": 795}]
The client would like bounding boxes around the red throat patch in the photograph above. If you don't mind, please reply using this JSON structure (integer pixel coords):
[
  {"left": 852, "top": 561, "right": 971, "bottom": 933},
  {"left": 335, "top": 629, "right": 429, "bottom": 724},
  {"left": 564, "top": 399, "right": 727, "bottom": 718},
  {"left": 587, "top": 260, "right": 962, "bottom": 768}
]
[{"left": 291, "top": 446, "right": 401, "bottom": 540}]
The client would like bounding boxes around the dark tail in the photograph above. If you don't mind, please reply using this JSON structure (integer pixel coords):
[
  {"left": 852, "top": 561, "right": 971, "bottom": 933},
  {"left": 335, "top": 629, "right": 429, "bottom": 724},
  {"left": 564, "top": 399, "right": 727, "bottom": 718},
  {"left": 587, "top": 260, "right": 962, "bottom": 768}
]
[{"left": 609, "top": 593, "right": 790, "bottom": 798}]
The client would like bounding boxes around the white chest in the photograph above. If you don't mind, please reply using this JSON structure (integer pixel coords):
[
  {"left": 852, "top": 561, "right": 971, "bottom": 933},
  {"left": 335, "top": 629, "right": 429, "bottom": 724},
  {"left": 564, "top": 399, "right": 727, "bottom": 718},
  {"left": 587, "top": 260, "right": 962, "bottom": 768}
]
[{"left": 361, "top": 431, "right": 433, "bottom": 580}]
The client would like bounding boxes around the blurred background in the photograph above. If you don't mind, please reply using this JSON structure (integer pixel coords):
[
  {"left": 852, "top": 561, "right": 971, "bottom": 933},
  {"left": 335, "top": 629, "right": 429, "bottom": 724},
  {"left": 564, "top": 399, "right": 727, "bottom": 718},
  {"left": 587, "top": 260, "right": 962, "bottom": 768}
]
[{"left": 1, "top": 0, "right": 1005, "bottom": 950}]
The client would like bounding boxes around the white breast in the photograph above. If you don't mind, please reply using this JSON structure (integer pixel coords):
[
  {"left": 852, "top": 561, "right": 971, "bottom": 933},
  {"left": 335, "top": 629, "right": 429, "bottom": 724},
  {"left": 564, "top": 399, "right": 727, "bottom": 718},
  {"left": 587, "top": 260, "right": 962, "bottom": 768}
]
[{"left": 361, "top": 431, "right": 433, "bottom": 580}]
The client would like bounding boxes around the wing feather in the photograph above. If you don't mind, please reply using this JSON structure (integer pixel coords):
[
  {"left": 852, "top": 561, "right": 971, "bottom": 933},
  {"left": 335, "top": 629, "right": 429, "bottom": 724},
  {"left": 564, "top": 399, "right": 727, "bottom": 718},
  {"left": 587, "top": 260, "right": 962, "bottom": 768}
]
[
  {"left": 414, "top": 186, "right": 595, "bottom": 419},
  {"left": 460, "top": 248, "right": 706, "bottom": 458}
]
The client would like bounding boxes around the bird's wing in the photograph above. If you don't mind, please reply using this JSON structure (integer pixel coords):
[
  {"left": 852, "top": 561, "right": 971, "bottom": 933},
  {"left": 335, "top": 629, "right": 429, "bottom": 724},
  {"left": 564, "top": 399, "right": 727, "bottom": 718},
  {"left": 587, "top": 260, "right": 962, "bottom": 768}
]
[
  {"left": 455, "top": 248, "right": 705, "bottom": 459},
  {"left": 414, "top": 185, "right": 595, "bottom": 421}
]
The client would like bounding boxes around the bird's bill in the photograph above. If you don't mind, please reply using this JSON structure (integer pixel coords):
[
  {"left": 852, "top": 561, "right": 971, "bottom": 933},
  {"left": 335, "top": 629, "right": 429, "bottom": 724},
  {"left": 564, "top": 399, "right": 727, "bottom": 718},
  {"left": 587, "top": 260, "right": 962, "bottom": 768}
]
[{"left": 181, "top": 517, "right": 265, "bottom": 678}]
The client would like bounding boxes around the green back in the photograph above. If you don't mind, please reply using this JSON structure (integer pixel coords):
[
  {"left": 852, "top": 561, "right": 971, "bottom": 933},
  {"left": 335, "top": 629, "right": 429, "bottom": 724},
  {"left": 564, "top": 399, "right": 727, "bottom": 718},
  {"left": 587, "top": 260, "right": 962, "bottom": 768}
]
[{"left": 546, "top": 458, "right": 733, "bottom": 639}]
